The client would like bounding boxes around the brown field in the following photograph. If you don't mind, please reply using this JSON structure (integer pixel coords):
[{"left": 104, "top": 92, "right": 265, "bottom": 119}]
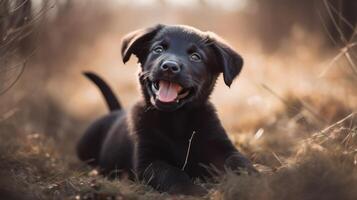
[{"left": 1, "top": 0, "right": 357, "bottom": 199}]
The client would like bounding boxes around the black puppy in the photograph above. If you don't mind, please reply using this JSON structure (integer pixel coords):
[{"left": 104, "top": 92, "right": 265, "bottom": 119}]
[{"left": 77, "top": 24, "right": 257, "bottom": 195}]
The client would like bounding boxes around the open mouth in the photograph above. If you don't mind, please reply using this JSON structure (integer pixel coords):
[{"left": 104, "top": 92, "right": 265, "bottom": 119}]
[{"left": 149, "top": 80, "right": 193, "bottom": 104}]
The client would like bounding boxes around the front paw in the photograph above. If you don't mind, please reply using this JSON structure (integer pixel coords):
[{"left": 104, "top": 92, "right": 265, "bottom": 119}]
[
  {"left": 169, "top": 184, "right": 207, "bottom": 196},
  {"left": 225, "top": 154, "right": 259, "bottom": 175}
]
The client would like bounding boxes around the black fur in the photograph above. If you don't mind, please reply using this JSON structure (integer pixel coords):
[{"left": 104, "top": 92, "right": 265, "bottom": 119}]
[
  {"left": 83, "top": 72, "right": 121, "bottom": 111},
  {"left": 77, "top": 24, "right": 257, "bottom": 196}
]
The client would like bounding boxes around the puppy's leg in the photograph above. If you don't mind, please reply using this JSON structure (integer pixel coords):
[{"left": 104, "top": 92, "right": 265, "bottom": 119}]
[
  {"left": 225, "top": 152, "right": 258, "bottom": 175},
  {"left": 98, "top": 115, "right": 134, "bottom": 179},
  {"left": 76, "top": 111, "right": 121, "bottom": 166},
  {"left": 205, "top": 135, "right": 258, "bottom": 175},
  {"left": 140, "top": 161, "right": 207, "bottom": 196}
]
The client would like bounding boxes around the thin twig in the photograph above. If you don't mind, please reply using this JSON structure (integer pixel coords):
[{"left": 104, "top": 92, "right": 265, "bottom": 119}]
[
  {"left": 320, "top": 112, "right": 356, "bottom": 134},
  {"left": 326, "top": 0, "right": 355, "bottom": 31},
  {"left": 319, "top": 0, "right": 357, "bottom": 78},
  {"left": 344, "top": 51, "right": 357, "bottom": 75},
  {"left": 317, "top": 9, "right": 339, "bottom": 47},
  {"left": 323, "top": 0, "right": 348, "bottom": 44},
  {"left": 271, "top": 151, "right": 283, "bottom": 166},
  {"left": 0, "top": 62, "right": 26, "bottom": 95},
  {"left": 181, "top": 131, "right": 196, "bottom": 171},
  {"left": 9, "top": 0, "right": 31, "bottom": 13},
  {"left": 319, "top": 48, "right": 345, "bottom": 77},
  {"left": 326, "top": 0, "right": 357, "bottom": 42},
  {"left": 0, "top": 47, "right": 37, "bottom": 95},
  {"left": 319, "top": 43, "right": 357, "bottom": 77}
]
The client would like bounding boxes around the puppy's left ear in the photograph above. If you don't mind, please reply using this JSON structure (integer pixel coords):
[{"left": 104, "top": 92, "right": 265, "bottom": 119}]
[
  {"left": 208, "top": 33, "right": 243, "bottom": 87},
  {"left": 121, "top": 24, "right": 163, "bottom": 64}
]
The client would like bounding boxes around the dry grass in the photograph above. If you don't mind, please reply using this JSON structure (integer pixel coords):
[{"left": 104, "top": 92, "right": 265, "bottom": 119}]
[
  {"left": 1, "top": 1, "right": 357, "bottom": 199},
  {"left": 1, "top": 106, "right": 356, "bottom": 200}
]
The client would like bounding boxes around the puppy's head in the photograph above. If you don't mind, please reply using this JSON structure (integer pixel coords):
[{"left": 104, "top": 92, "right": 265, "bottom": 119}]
[{"left": 121, "top": 24, "right": 243, "bottom": 111}]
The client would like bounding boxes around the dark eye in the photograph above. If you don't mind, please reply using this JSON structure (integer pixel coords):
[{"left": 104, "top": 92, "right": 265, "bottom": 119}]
[
  {"left": 153, "top": 45, "right": 164, "bottom": 54},
  {"left": 190, "top": 52, "right": 202, "bottom": 62}
]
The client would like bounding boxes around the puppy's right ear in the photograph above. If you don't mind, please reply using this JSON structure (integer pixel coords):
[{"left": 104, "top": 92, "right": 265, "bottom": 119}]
[
  {"left": 121, "top": 24, "right": 163, "bottom": 64},
  {"left": 207, "top": 32, "right": 244, "bottom": 87}
]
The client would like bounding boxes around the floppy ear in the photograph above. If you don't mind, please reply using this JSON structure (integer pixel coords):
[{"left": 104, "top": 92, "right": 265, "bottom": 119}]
[
  {"left": 121, "top": 24, "right": 163, "bottom": 64},
  {"left": 208, "top": 33, "right": 243, "bottom": 87}
]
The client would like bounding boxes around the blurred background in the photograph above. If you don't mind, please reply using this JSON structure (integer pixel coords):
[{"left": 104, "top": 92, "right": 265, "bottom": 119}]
[{"left": 1, "top": 0, "right": 357, "bottom": 199}]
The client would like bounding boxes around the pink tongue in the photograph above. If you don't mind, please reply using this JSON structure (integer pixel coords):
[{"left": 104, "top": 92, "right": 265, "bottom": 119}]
[{"left": 157, "top": 81, "right": 181, "bottom": 103}]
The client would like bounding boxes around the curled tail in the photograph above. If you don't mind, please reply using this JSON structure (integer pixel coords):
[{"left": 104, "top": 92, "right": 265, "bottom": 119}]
[{"left": 83, "top": 72, "right": 121, "bottom": 111}]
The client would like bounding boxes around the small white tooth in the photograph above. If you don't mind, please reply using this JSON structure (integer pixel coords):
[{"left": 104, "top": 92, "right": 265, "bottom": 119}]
[
  {"left": 177, "top": 90, "right": 190, "bottom": 99},
  {"left": 151, "top": 84, "right": 158, "bottom": 94},
  {"left": 176, "top": 99, "right": 180, "bottom": 103}
]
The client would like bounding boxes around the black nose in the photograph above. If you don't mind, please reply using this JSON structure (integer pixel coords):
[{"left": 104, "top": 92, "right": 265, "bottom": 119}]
[{"left": 160, "top": 60, "right": 181, "bottom": 74}]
